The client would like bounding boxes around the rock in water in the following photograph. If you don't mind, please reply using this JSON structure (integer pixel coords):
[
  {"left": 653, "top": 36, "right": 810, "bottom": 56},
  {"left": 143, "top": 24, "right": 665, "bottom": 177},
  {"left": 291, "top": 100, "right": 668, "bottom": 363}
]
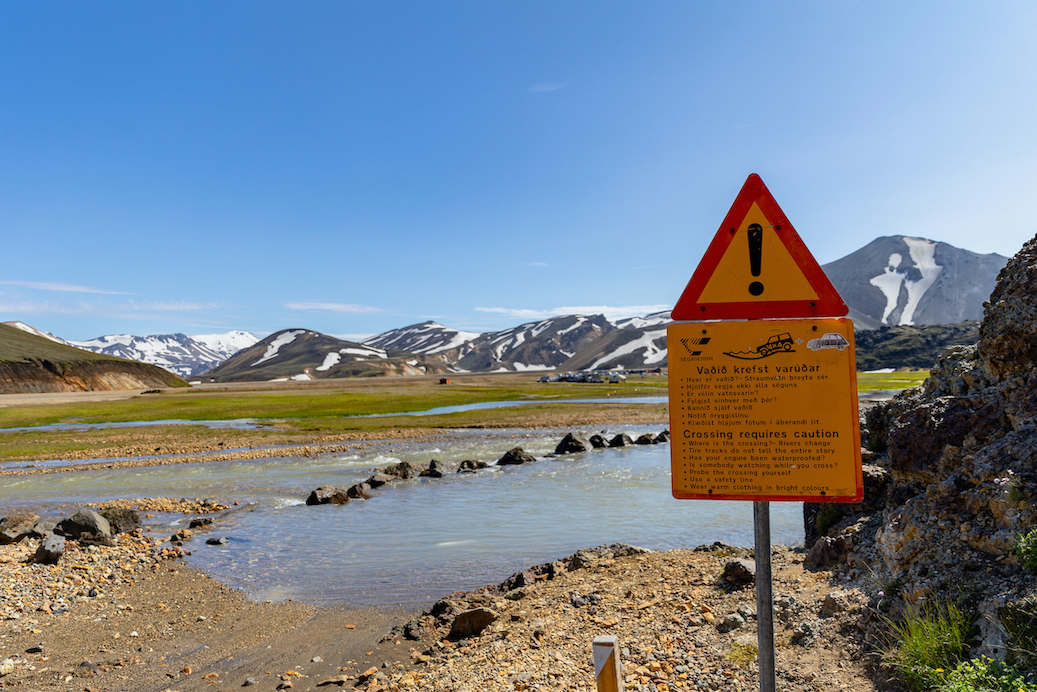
[
  {"left": 497, "top": 447, "right": 535, "bottom": 465},
  {"left": 555, "top": 433, "right": 590, "bottom": 454},
  {"left": 306, "top": 485, "right": 350, "bottom": 505},
  {"left": 608, "top": 433, "right": 633, "bottom": 447}
]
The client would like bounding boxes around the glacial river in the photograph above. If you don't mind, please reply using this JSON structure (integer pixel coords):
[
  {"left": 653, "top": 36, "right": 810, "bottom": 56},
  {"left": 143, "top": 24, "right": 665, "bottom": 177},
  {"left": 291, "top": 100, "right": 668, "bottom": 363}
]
[{"left": 0, "top": 426, "right": 805, "bottom": 608}]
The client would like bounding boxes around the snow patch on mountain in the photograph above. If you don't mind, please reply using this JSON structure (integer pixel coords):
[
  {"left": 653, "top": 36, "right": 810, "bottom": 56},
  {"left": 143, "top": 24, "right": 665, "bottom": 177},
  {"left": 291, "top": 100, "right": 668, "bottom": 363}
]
[
  {"left": 868, "top": 237, "right": 944, "bottom": 326},
  {"left": 588, "top": 328, "right": 668, "bottom": 370},
  {"left": 252, "top": 330, "right": 306, "bottom": 367},
  {"left": 613, "top": 311, "right": 672, "bottom": 330},
  {"left": 316, "top": 352, "right": 341, "bottom": 372}
]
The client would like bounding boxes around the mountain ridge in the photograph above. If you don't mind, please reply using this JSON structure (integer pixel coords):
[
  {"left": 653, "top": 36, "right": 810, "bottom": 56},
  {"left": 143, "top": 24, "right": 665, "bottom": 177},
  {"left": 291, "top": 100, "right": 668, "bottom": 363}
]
[{"left": 5, "top": 236, "right": 1007, "bottom": 380}]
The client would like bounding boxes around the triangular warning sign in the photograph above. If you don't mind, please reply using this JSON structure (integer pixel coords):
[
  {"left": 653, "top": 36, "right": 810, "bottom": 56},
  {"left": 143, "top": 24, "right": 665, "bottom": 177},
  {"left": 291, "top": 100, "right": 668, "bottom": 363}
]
[{"left": 672, "top": 174, "right": 847, "bottom": 321}]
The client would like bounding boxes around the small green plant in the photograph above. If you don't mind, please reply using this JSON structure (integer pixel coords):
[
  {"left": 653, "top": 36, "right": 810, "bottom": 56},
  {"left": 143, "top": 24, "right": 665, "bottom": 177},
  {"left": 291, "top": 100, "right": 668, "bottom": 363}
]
[
  {"left": 883, "top": 599, "right": 970, "bottom": 692},
  {"left": 1015, "top": 528, "right": 1037, "bottom": 572},
  {"left": 727, "top": 642, "right": 757, "bottom": 668},
  {"left": 936, "top": 657, "right": 1036, "bottom": 692}
]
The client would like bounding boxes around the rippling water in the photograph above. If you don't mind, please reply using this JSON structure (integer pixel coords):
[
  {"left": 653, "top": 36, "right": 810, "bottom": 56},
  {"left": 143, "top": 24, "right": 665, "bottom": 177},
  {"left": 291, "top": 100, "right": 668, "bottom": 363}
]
[{"left": 0, "top": 427, "right": 805, "bottom": 607}]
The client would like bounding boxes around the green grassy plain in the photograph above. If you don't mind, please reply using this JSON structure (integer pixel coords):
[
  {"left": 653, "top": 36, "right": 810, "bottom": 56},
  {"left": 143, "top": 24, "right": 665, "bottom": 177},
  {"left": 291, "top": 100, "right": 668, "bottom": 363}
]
[{"left": 0, "top": 370, "right": 926, "bottom": 464}]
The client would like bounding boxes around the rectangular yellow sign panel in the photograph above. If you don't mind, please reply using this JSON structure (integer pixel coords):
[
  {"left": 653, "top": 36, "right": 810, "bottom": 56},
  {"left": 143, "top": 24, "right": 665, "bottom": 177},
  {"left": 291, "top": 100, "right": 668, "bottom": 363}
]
[{"left": 668, "top": 318, "right": 862, "bottom": 502}]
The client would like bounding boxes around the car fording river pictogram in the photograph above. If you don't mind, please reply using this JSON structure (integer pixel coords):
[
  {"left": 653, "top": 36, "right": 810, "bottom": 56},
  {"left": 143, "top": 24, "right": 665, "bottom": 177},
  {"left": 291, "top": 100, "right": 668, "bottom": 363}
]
[{"left": 722, "top": 333, "right": 795, "bottom": 360}]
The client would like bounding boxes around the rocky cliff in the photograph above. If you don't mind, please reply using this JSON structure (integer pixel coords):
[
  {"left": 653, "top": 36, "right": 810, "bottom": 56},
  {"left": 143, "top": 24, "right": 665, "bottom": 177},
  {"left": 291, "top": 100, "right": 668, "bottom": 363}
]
[{"left": 810, "top": 234, "right": 1037, "bottom": 662}]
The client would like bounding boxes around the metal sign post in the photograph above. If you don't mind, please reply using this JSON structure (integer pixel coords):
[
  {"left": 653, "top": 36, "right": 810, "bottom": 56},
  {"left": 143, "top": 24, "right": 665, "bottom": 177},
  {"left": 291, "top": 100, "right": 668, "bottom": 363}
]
[{"left": 754, "top": 501, "right": 775, "bottom": 692}]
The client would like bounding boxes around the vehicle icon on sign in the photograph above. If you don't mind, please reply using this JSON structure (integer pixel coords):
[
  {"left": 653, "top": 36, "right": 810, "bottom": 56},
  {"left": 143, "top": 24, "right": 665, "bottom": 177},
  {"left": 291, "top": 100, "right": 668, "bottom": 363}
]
[
  {"left": 807, "top": 333, "right": 850, "bottom": 351},
  {"left": 724, "top": 333, "right": 795, "bottom": 360}
]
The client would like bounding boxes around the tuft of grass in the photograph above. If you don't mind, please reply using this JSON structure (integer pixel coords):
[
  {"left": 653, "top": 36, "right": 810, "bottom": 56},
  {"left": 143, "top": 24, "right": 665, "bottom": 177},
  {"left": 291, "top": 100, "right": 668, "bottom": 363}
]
[
  {"left": 883, "top": 599, "right": 970, "bottom": 692},
  {"left": 1016, "top": 529, "right": 1037, "bottom": 572}
]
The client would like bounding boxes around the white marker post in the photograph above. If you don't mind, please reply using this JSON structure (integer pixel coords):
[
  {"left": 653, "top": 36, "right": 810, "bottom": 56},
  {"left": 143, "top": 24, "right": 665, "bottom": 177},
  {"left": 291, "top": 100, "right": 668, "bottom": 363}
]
[{"left": 592, "top": 635, "right": 623, "bottom": 692}]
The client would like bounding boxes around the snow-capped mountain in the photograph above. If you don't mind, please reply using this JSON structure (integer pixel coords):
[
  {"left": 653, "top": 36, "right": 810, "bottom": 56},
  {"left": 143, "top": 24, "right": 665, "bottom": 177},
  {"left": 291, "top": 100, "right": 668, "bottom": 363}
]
[
  {"left": 454, "top": 314, "right": 615, "bottom": 372},
  {"left": 68, "top": 331, "right": 258, "bottom": 378},
  {"left": 204, "top": 328, "right": 446, "bottom": 382},
  {"left": 822, "top": 236, "right": 1007, "bottom": 328},
  {"left": 363, "top": 321, "right": 480, "bottom": 360},
  {"left": 191, "top": 331, "right": 260, "bottom": 360}
]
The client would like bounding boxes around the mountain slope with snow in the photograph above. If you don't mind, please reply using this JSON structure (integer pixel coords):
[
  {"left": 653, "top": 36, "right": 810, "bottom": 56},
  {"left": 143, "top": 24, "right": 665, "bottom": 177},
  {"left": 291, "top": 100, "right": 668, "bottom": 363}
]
[
  {"left": 69, "top": 331, "right": 258, "bottom": 378},
  {"left": 456, "top": 314, "right": 615, "bottom": 372},
  {"left": 363, "top": 322, "right": 479, "bottom": 361},
  {"left": 203, "top": 328, "right": 447, "bottom": 382},
  {"left": 822, "top": 236, "right": 1006, "bottom": 327}
]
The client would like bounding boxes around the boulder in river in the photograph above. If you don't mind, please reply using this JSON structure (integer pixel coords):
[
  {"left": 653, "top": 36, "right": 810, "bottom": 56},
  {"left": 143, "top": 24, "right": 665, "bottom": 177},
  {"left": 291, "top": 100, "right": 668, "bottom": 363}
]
[
  {"left": 497, "top": 447, "right": 536, "bottom": 465},
  {"left": 420, "top": 460, "right": 448, "bottom": 478},
  {"left": 381, "top": 461, "right": 415, "bottom": 480},
  {"left": 608, "top": 433, "right": 634, "bottom": 448},
  {"left": 555, "top": 433, "right": 590, "bottom": 455},
  {"left": 306, "top": 485, "right": 351, "bottom": 506}
]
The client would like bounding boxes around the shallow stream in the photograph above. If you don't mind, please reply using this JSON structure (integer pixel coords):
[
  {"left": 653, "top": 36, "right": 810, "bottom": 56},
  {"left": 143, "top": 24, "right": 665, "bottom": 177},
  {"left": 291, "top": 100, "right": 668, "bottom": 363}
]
[{"left": 0, "top": 426, "right": 805, "bottom": 608}]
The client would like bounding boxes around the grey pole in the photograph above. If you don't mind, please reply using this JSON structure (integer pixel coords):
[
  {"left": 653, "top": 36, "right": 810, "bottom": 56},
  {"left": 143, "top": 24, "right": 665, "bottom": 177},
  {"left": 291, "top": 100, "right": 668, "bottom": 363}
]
[{"left": 754, "top": 500, "right": 776, "bottom": 692}]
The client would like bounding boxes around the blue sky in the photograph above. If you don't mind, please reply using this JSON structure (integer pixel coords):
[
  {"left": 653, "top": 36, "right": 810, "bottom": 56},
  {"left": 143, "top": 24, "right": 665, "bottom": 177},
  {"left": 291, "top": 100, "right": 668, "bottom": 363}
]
[{"left": 3, "top": 2, "right": 1036, "bottom": 341}]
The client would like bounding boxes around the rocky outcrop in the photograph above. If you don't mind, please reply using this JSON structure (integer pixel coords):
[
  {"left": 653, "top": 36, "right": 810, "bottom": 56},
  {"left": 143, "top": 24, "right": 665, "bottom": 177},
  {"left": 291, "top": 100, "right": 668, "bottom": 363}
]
[{"left": 852, "top": 233, "right": 1037, "bottom": 658}]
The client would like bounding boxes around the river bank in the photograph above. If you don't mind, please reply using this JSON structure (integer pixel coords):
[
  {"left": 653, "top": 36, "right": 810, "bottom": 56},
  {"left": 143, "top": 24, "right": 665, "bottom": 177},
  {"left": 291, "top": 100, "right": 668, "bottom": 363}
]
[{"left": 0, "top": 531, "right": 877, "bottom": 692}]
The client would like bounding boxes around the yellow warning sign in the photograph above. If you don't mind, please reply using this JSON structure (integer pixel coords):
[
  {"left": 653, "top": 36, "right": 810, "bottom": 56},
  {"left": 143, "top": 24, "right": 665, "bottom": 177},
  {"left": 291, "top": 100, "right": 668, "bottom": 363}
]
[
  {"left": 671, "top": 174, "right": 847, "bottom": 320},
  {"left": 668, "top": 318, "right": 862, "bottom": 502},
  {"left": 696, "top": 203, "right": 820, "bottom": 304}
]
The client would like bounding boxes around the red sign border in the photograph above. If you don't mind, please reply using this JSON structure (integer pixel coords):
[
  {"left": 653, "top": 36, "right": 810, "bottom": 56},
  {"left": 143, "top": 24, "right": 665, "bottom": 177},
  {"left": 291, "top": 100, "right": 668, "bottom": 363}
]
[{"left": 671, "top": 174, "right": 848, "bottom": 321}]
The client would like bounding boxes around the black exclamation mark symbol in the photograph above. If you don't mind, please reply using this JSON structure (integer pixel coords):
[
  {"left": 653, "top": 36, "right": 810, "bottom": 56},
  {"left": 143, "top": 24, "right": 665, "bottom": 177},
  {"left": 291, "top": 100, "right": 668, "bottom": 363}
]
[{"left": 748, "top": 223, "right": 764, "bottom": 296}]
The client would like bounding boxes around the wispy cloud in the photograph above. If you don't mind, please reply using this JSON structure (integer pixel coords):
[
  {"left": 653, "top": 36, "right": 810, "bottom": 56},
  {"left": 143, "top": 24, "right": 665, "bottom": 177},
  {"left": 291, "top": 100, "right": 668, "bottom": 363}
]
[
  {"left": 131, "top": 300, "right": 221, "bottom": 312},
  {"left": 0, "top": 280, "right": 128, "bottom": 295},
  {"left": 476, "top": 304, "right": 671, "bottom": 321},
  {"left": 286, "top": 302, "right": 383, "bottom": 314},
  {"left": 529, "top": 81, "right": 571, "bottom": 93}
]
